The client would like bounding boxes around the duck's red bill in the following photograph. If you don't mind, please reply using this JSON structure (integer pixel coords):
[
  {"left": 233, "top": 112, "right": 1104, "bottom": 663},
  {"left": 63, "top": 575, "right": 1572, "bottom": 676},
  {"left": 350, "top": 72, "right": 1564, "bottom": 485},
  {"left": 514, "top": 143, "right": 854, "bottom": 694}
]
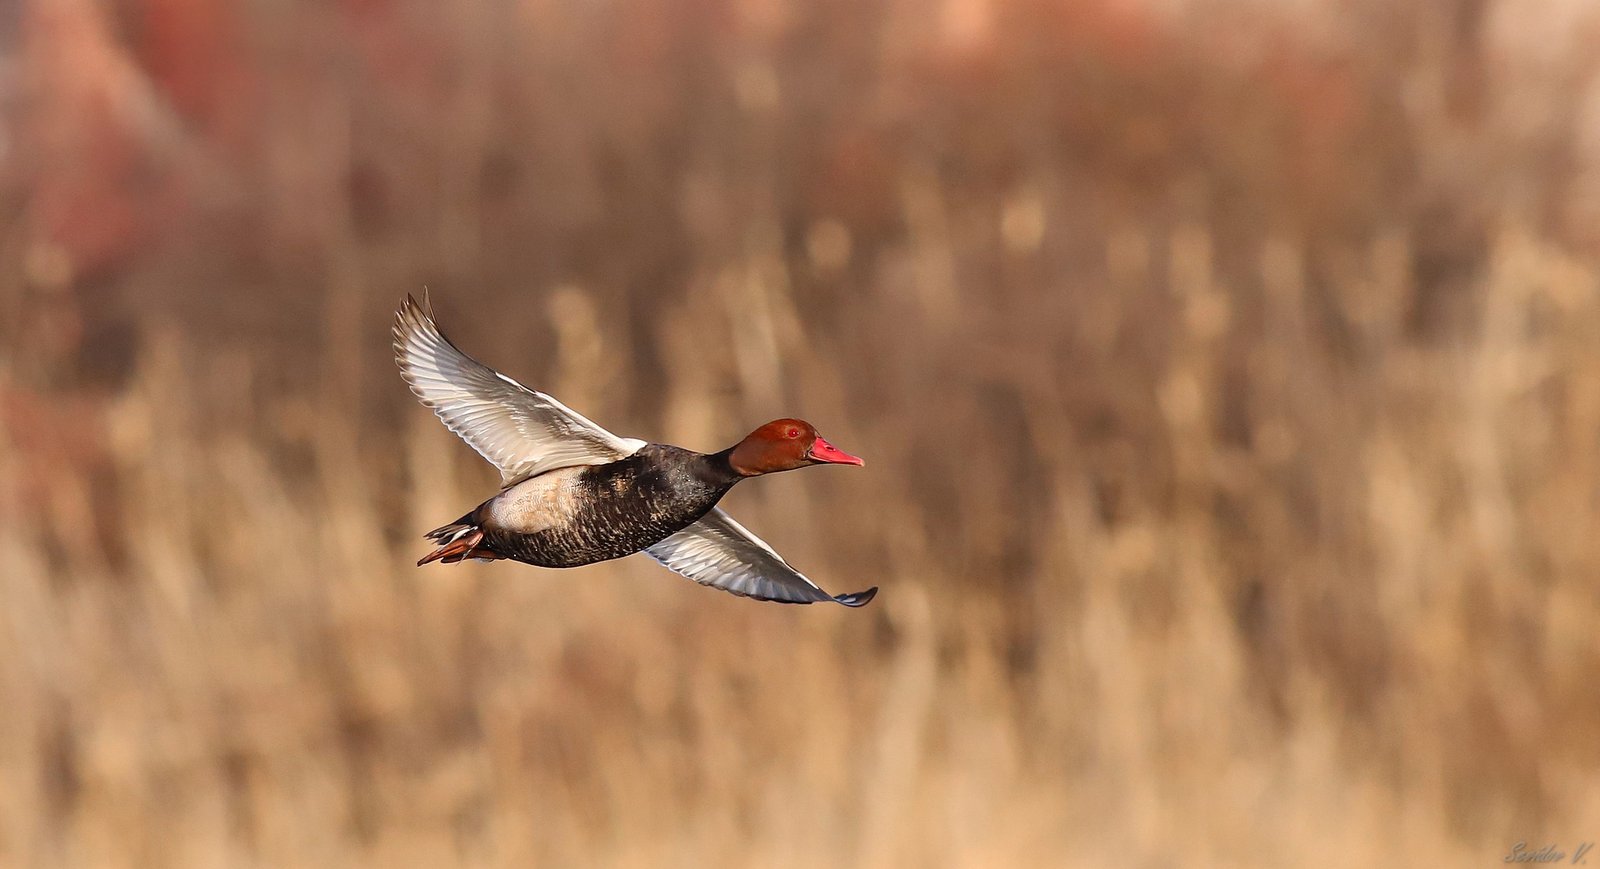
[{"left": 809, "top": 436, "right": 864, "bottom": 466}]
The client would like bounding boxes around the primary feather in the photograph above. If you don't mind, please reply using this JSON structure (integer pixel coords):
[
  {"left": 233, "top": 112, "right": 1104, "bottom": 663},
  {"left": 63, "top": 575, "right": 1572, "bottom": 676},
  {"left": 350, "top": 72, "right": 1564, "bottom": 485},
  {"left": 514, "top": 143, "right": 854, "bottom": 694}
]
[
  {"left": 646, "top": 508, "right": 878, "bottom": 606},
  {"left": 392, "top": 294, "right": 646, "bottom": 485}
]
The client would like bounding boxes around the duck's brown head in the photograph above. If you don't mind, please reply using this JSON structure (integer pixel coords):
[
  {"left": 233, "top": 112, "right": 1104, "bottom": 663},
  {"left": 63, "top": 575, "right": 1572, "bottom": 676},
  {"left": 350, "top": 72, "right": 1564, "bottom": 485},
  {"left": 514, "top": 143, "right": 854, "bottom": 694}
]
[{"left": 728, "top": 418, "right": 864, "bottom": 476}]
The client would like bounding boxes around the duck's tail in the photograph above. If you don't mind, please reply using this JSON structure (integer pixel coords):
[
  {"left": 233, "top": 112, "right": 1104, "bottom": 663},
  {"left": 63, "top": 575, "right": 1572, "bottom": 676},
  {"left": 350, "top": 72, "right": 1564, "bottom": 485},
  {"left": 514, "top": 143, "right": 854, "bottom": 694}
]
[{"left": 418, "top": 516, "right": 504, "bottom": 565}]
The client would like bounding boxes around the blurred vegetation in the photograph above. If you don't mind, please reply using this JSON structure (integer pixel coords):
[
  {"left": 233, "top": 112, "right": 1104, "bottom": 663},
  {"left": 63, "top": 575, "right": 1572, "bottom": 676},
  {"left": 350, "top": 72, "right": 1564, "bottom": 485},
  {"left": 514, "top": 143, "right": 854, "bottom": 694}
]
[{"left": 3, "top": 0, "right": 1600, "bottom": 865}]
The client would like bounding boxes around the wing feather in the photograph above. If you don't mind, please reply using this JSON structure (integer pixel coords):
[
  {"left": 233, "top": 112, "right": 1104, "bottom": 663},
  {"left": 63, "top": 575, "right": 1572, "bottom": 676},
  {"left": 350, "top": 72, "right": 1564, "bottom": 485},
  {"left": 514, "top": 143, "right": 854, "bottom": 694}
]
[
  {"left": 645, "top": 508, "right": 878, "bottom": 607},
  {"left": 393, "top": 294, "right": 645, "bottom": 483}
]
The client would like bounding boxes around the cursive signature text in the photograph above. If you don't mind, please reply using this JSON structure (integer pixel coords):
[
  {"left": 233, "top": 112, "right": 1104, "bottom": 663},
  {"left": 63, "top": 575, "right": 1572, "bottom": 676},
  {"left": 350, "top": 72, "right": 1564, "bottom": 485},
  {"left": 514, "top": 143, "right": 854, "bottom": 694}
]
[{"left": 1505, "top": 841, "right": 1593, "bottom": 865}]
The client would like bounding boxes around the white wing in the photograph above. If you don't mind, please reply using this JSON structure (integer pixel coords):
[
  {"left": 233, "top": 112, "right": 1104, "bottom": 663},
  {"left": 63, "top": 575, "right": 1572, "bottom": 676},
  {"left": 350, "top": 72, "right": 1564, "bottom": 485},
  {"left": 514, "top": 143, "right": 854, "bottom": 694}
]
[
  {"left": 644, "top": 508, "right": 878, "bottom": 606},
  {"left": 393, "top": 294, "right": 645, "bottom": 484}
]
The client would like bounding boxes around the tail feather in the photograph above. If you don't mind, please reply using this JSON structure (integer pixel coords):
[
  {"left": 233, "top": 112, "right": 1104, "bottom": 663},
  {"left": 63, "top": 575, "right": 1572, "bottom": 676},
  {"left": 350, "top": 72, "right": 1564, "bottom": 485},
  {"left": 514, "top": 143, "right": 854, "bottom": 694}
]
[
  {"left": 426, "top": 513, "right": 478, "bottom": 541},
  {"left": 418, "top": 522, "right": 503, "bottom": 565}
]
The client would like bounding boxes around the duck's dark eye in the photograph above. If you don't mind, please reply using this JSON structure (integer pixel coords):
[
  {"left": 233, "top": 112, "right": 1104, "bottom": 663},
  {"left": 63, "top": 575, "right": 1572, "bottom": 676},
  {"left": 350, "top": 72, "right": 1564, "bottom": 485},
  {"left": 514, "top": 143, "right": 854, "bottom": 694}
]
[{"left": 786, "top": 428, "right": 800, "bottom": 439}]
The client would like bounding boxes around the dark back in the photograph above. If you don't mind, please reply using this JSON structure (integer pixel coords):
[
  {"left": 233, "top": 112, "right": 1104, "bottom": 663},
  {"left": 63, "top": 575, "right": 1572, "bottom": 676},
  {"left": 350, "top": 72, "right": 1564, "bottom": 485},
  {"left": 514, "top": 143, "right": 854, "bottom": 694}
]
[{"left": 485, "top": 444, "right": 740, "bottom": 568}]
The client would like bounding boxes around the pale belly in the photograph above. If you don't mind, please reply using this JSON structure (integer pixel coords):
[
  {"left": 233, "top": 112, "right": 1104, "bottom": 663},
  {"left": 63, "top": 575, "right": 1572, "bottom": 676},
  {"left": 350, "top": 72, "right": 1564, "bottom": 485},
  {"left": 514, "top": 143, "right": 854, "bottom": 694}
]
[{"left": 485, "top": 466, "right": 589, "bottom": 535}]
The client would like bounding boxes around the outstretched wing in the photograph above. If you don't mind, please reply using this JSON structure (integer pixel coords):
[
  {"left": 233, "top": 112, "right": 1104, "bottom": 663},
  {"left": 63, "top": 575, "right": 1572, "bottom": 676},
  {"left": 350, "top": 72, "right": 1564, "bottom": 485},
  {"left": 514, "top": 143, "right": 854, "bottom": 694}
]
[
  {"left": 393, "top": 294, "right": 645, "bottom": 484},
  {"left": 644, "top": 508, "right": 878, "bottom": 606}
]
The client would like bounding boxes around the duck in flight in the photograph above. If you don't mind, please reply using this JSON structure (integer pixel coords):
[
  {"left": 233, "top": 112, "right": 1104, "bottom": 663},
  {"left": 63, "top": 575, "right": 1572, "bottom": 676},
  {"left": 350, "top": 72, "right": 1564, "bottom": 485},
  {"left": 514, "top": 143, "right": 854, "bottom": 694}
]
[{"left": 393, "top": 294, "right": 877, "bottom": 606}]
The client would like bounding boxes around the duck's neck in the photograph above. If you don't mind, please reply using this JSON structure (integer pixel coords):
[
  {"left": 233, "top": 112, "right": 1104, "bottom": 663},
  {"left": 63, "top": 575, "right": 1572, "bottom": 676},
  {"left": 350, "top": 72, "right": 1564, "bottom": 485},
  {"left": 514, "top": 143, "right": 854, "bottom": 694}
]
[{"left": 696, "top": 447, "right": 748, "bottom": 487}]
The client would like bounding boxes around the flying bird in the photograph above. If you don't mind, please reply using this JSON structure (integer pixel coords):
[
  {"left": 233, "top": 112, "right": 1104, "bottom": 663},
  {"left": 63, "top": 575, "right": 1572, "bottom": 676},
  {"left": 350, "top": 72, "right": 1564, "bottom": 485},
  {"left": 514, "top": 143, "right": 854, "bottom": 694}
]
[{"left": 393, "top": 294, "right": 877, "bottom": 606}]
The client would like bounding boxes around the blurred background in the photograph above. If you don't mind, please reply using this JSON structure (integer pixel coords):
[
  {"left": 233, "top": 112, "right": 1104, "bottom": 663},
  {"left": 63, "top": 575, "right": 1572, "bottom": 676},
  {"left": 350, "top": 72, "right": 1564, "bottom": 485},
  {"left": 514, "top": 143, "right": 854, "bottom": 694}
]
[{"left": 2, "top": 0, "right": 1599, "bottom": 865}]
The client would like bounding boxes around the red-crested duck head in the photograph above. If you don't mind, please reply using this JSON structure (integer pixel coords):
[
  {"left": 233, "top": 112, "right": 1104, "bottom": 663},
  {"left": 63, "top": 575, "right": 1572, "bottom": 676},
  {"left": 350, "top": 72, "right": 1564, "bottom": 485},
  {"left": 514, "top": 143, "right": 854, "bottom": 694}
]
[{"left": 728, "top": 418, "right": 864, "bottom": 476}]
